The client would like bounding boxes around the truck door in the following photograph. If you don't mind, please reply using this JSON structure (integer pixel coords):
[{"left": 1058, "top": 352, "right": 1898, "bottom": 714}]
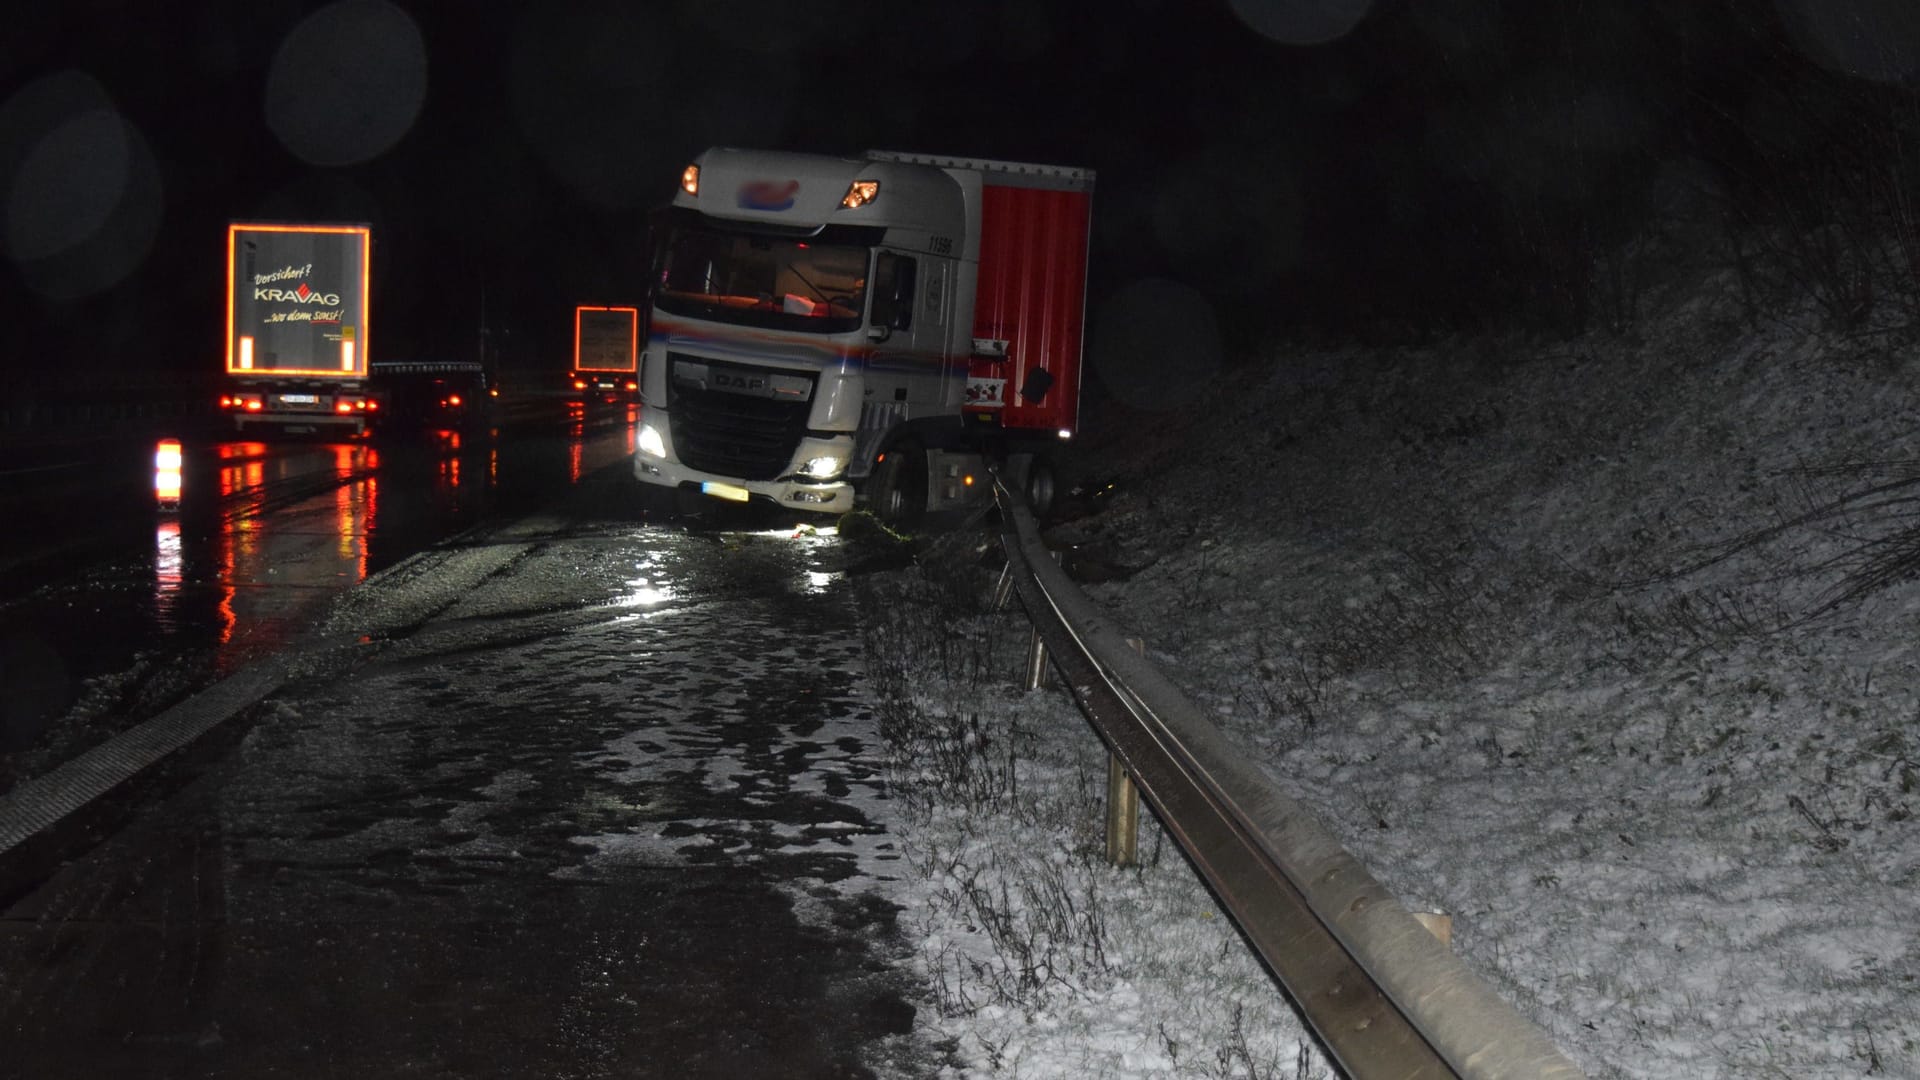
[
  {"left": 867, "top": 250, "right": 952, "bottom": 407},
  {"left": 921, "top": 259, "right": 956, "bottom": 401},
  {"left": 857, "top": 250, "right": 936, "bottom": 468}
]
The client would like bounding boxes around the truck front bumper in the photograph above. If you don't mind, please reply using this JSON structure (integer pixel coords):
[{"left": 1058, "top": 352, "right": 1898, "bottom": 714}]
[{"left": 630, "top": 420, "right": 855, "bottom": 515}]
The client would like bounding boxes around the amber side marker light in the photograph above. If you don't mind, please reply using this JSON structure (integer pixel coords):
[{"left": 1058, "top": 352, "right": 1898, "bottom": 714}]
[{"left": 155, "top": 438, "right": 183, "bottom": 507}]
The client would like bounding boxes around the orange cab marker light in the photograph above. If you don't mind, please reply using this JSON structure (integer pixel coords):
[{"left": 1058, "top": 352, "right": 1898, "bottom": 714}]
[
  {"left": 448, "top": 394, "right": 462, "bottom": 407},
  {"left": 245, "top": 400, "right": 264, "bottom": 411},
  {"left": 840, "top": 180, "right": 880, "bottom": 209}
]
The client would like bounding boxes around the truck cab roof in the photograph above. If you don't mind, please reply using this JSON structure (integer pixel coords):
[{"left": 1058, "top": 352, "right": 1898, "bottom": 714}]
[{"left": 677, "top": 147, "right": 966, "bottom": 236}]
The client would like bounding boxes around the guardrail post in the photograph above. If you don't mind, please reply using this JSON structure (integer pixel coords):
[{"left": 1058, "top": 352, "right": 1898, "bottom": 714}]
[
  {"left": 1025, "top": 627, "right": 1051, "bottom": 690},
  {"left": 1106, "top": 755, "right": 1139, "bottom": 867},
  {"left": 1021, "top": 551, "right": 1063, "bottom": 691},
  {"left": 991, "top": 563, "right": 1014, "bottom": 611},
  {"left": 1105, "top": 637, "right": 1146, "bottom": 867}
]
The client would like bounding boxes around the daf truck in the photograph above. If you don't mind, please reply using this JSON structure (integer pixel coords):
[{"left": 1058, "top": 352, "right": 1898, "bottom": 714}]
[
  {"left": 632, "top": 147, "right": 1092, "bottom": 523},
  {"left": 220, "top": 222, "right": 377, "bottom": 435}
]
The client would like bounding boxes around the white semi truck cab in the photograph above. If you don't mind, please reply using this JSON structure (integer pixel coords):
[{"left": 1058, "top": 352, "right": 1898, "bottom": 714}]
[{"left": 632, "top": 147, "right": 1093, "bottom": 522}]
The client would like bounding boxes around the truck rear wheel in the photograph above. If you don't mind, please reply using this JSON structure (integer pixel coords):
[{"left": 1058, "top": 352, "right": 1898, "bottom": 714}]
[
  {"left": 1023, "top": 458, "right": 1057, "bottom": 518},
  {"left": 868, "top": 441, "right": 926, "bottom": 529}
]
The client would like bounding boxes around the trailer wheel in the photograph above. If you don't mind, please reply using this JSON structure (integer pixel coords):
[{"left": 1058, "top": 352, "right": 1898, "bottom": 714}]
[
  {"left": 868, "top": 441, "right": 926, "bottom": 529},
  {"left": 1024, "top": 458, "right": 1057, "bottom": 518}
]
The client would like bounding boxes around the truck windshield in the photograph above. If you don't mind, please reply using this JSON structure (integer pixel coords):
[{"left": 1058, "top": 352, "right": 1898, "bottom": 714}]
[{"left": 653, "top": 225, "right": 869, "bottom": 334}]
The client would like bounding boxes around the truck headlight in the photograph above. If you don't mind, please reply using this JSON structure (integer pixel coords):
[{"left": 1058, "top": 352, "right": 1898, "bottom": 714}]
[
  {"left": 798, "top": 454, "right": 845, "bottom": 480},
  {"left": 637, "top": 422, "right": 667, "bottom": 459}
]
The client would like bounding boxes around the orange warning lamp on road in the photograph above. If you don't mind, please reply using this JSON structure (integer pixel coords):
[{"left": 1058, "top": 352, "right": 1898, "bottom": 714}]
[{"left": 155, "top": 438, "right": 183, "bottom": 508}]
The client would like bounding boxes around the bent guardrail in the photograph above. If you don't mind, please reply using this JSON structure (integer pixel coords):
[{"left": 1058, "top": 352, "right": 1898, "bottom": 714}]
[{"left": 992, "top": 474, "right": 1587, "bottom": 1080}]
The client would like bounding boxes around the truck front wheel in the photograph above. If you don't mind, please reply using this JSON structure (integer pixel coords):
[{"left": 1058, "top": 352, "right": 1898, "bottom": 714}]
[{"left": 867, "top": 441, "right": 926, "bottom": 529}]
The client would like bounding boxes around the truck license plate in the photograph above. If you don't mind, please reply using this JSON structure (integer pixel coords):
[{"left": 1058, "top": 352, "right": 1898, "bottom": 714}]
[
  {"left": 702, "top": 481, "right": 750, "bottom": 503},
  {"left": 280, "top": 394, "right": 319, "bottom": 404}
]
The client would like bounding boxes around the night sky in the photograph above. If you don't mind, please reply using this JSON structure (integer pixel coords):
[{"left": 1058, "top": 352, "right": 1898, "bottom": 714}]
[{"left": 1, "top": 0, "right": 1916, "bottom": 398}]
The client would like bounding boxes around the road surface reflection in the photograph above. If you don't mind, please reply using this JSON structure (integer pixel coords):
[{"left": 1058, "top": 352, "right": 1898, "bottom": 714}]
[{"left": 1, "top": 402, "right": 637, "bottom": 784}]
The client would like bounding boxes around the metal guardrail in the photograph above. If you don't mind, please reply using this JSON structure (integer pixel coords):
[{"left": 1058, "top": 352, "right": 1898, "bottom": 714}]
[{"left": 992, "top": 474, "right": 1588, "bottom": 1080}]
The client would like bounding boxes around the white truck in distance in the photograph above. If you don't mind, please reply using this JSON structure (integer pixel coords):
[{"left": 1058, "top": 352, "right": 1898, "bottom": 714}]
[{"left": 632, "top": 147, "right": 1093, "bottom": 522}]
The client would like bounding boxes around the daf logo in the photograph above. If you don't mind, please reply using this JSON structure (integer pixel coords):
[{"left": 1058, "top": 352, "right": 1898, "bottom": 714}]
[
  {"left": 713, "top": 372, "right": 766, "bottom": 392},
  {"left": 670, "top": 356, "right": 814, "bottom": 402}
]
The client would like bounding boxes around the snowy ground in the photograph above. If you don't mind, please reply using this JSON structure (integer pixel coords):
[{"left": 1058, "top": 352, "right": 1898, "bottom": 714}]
[{"left": 856, "top": 264, "right": 1920, "bottom": 1078}]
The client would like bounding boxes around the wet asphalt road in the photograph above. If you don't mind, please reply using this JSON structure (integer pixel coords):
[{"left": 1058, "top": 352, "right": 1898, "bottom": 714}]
[
  {"left": 0, "top": 400, "right": 639, "bottom": 781},
  {"left": 0, "top": 406, "right": 942, "bottom": 1077}
]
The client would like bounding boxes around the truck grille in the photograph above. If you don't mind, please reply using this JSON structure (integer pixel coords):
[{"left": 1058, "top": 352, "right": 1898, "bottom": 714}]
[{"left": 666, "top": 353, "right": 816, "bottom": 481}]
